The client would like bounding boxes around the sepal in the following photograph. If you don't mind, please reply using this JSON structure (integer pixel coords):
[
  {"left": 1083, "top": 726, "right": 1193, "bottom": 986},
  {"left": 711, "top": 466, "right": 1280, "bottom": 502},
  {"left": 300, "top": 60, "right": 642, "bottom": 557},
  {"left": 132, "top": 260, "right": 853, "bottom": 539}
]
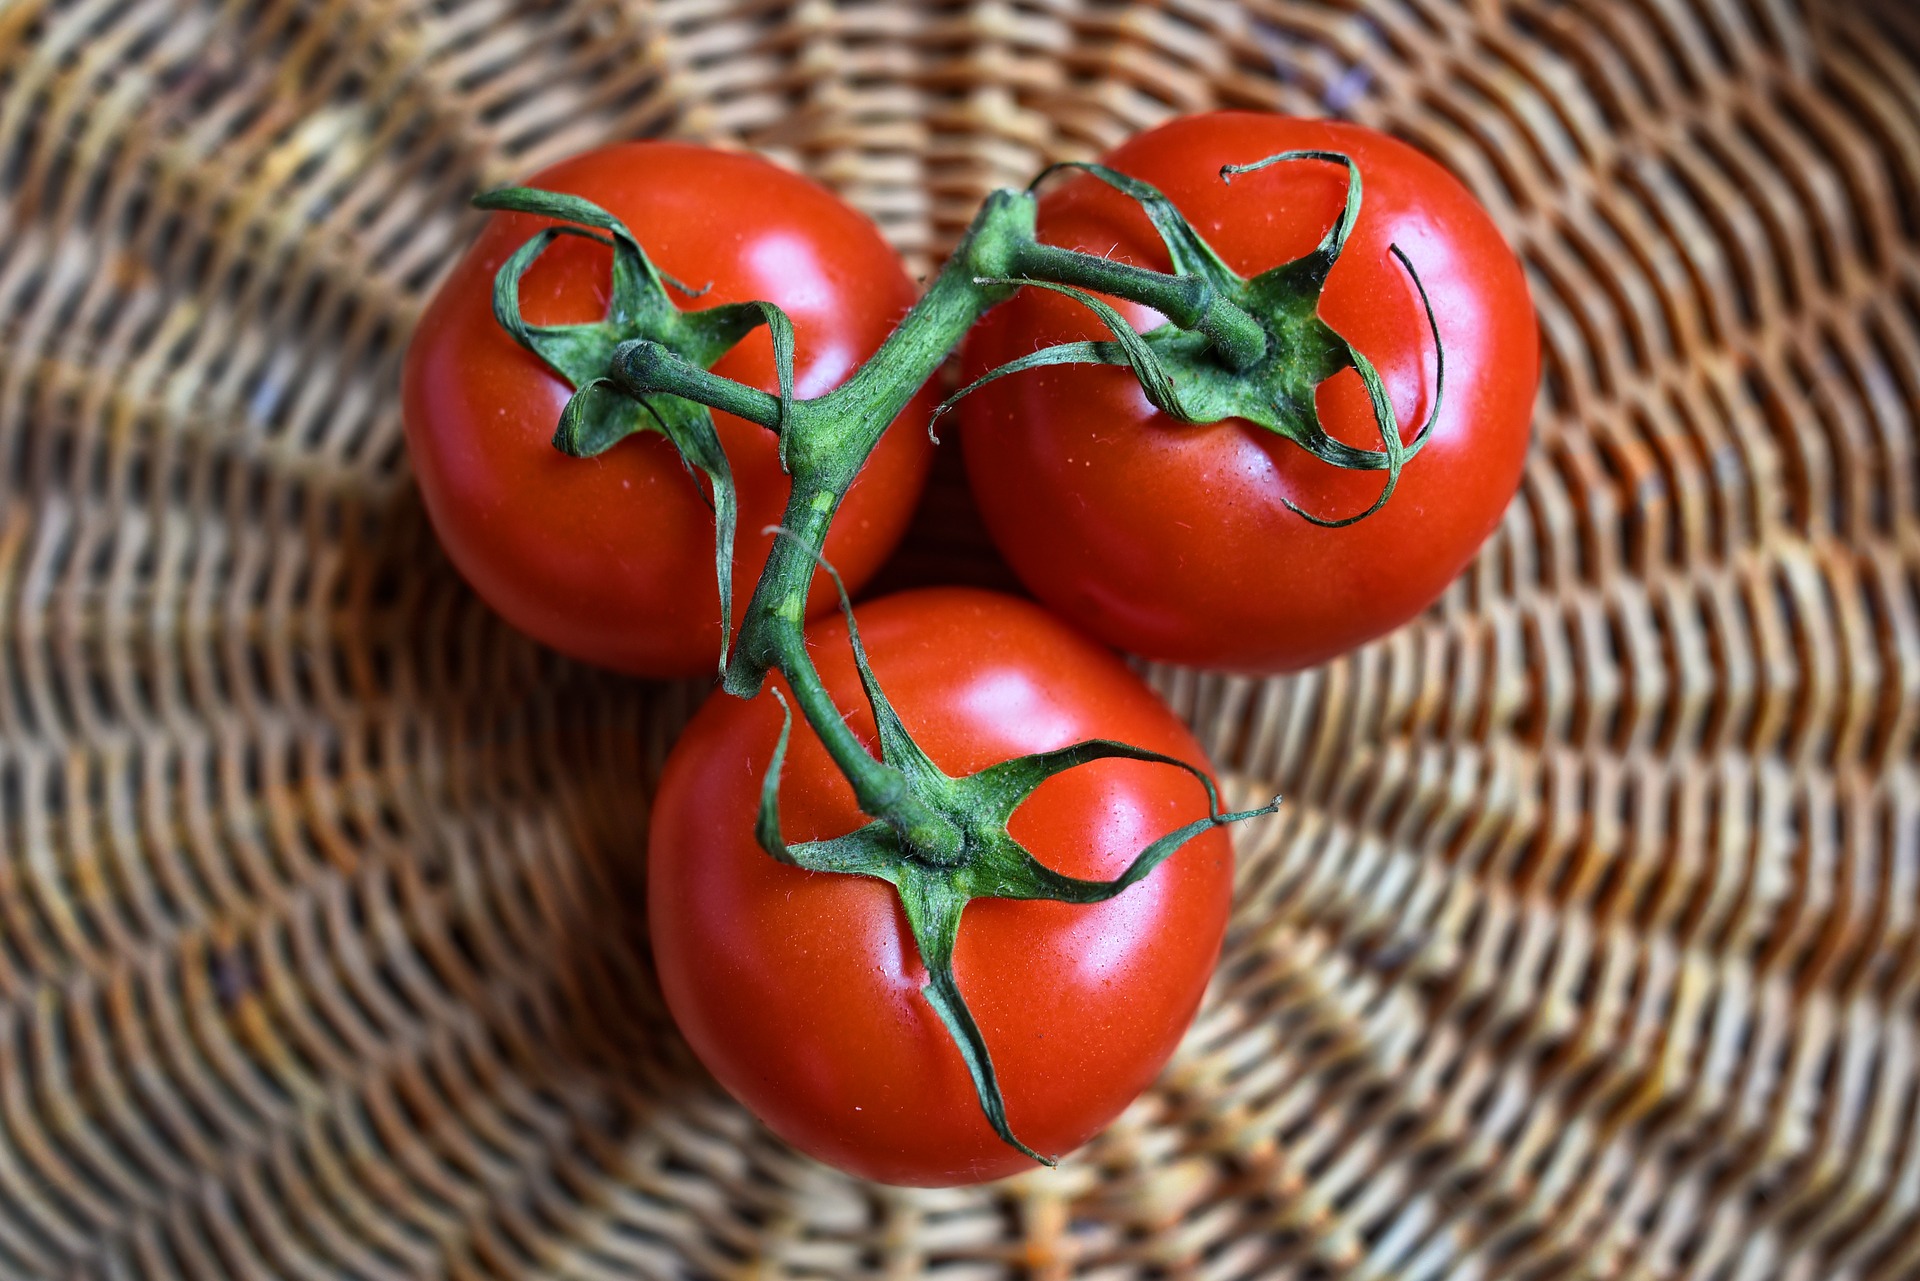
[{"left": 478, "top": 188, "right": 805, "bottom": 675}]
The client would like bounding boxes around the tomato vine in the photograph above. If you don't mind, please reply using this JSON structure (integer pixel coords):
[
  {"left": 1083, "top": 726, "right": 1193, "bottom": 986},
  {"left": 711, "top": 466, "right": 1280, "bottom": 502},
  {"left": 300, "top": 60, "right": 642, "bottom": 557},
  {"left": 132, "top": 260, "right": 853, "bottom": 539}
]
[{"left": 472, "top": 144, "right": 1445, "bottom": 1165}]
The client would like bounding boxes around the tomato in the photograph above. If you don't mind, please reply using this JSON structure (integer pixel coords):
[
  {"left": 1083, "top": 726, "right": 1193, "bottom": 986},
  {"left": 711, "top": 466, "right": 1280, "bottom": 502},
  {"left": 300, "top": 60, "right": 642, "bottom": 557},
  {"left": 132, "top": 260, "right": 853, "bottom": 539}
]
[
  {"left": 959, "top": 114, "right": 1537, "bottom": 672},
  {"left": 404, "top": 142, "right": 933, "bottom": 677},
  {"left": 647, "top": 589, "right": 1234, "bottom": 1185}
]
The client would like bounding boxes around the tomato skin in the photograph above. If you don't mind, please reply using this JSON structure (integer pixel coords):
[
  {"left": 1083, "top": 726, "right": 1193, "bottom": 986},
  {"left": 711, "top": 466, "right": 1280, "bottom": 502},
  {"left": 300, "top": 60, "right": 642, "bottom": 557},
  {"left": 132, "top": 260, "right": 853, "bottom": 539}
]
[
  {"left": 648, "top": 589, "right": 1234, "bottom": 1186},
  {"left": 404, "top": 143, "right": 933, "bottom": 678},
  {"left": 959, "top": 114, "right": 1537, "bottom": 673}
]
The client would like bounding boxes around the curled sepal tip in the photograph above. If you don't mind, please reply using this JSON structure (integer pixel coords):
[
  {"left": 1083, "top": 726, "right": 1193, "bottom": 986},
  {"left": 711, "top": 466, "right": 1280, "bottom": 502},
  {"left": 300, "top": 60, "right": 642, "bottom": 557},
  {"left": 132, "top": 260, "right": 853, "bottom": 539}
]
[
  {"left": 1028, "top": 161, "right": 1240, "bottom": 291},
  {"left": 551, "top": 377, "right": 652, "bottom": 459},
  {"left": 962, "top": 741, "right": 1280, "bottom": 903},
  {"left": 1279, "top": 242, "right": 1445, "bottom": 528},
  {"left": 1221, "top": 149, "right": 1363, "bottom": 286},
  {"left": 475, "top": 186, "right": 669, "bottom": 333}
]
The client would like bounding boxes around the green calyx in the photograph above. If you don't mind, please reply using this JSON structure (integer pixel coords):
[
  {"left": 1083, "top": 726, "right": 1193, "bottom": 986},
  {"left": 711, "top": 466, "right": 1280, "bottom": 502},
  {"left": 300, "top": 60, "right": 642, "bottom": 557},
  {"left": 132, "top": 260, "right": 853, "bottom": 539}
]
[
  {"left": 937, "top": 151, "right": 1445, "bottom": 527},
  {"left": 474, "top": 186, "right": 800, "bottom": 676},
  {"left": 756, "top": 555, "right": 1279, "bottom": 1165},
  {"left": 475, "top": 144, "right": 1445, "bottom": 1169}
]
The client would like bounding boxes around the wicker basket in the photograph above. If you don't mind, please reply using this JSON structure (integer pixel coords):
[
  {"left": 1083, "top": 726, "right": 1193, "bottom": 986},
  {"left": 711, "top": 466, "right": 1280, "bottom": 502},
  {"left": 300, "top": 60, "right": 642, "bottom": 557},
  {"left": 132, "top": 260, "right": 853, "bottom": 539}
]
[{"left": 4, "top": 0, "right": 1919, "bottom": 1276}]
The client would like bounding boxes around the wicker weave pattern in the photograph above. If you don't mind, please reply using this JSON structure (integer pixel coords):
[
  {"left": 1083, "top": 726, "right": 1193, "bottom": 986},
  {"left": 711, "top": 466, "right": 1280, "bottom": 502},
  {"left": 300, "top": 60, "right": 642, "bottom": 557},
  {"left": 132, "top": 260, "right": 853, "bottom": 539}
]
[{"left": 2, "top": 0, "right": 1919, "bottom": 1276}]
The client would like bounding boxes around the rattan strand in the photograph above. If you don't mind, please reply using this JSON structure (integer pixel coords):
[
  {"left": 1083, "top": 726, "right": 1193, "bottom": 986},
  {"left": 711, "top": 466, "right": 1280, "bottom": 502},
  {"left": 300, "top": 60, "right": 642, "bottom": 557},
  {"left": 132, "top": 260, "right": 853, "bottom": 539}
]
[{"left": 3, "top": 0, "right": 1920, "bottom": 1276}]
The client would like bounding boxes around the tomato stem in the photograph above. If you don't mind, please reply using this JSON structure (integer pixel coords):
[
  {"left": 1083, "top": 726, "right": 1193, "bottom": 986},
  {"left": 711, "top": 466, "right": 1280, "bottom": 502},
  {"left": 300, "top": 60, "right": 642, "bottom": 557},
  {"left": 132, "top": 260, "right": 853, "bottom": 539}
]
[
  {"left": 1008, "top": 241, "right": 1268, "bottom": 370},
  {"left": 614, "top": 340, "right": 782, "bottom": 427},
  {"left": 749, "top": 494, "right": 961, "bottom": 851},
  {"left": 618, "top": 190, "right": 1037, "bottom": 699}
]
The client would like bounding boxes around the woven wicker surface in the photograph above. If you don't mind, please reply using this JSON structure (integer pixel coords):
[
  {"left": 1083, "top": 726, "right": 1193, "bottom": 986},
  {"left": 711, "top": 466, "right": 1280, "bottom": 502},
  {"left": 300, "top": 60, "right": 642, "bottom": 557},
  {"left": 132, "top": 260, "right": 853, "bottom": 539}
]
[{"left": 4, "top": 0, "right": 1920, "bottom": 1276}]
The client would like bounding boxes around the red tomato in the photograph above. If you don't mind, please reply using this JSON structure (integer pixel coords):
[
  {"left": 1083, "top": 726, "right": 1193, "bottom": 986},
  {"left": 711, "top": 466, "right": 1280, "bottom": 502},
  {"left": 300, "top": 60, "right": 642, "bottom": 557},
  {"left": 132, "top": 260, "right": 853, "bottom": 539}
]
[
  {"left": 404, "top": 142, "right": 933, "bottom": 677},
  {"left": 959, "top": 114, "right": 1537, "bottom": 672},
  {"left": 648, "top": 589, "right": 1234, "bottom": 1185}
]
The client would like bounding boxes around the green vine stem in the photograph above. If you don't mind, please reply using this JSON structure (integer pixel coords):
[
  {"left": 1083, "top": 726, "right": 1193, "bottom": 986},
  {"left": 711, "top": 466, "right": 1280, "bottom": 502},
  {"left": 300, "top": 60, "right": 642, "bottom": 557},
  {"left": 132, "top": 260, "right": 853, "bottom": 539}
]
[{"left": 475, "top": 151, "right": 1442, "bottom": 1165}]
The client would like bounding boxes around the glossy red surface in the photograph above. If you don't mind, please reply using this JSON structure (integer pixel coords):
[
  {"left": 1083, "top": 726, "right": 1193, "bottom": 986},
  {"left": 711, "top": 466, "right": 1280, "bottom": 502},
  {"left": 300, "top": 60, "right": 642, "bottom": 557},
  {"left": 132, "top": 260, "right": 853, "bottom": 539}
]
[{"left": 648, "top": 589, "right": 1234, "bottom": 1185}]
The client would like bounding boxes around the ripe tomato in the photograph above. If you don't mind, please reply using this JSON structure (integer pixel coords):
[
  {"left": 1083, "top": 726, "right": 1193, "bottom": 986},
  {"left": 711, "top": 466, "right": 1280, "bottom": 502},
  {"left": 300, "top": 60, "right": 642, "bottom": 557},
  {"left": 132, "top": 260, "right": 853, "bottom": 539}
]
[
  {"left": 647, "top": 589, "right": 1234, "bottom": 1185},
  {"left": 404, "top": 142, "right": 933, "bottom": 677},
  {"left": 959, "top": 114, "right": 1537, "bottom": 672}
]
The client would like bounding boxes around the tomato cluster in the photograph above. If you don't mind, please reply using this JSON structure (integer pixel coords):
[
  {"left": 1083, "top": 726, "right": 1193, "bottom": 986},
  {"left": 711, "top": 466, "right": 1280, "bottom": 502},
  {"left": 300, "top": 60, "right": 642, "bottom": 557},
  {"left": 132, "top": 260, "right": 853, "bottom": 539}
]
[{"left": 404, "top": 117, "right": 1534, "bottom": 1187}]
